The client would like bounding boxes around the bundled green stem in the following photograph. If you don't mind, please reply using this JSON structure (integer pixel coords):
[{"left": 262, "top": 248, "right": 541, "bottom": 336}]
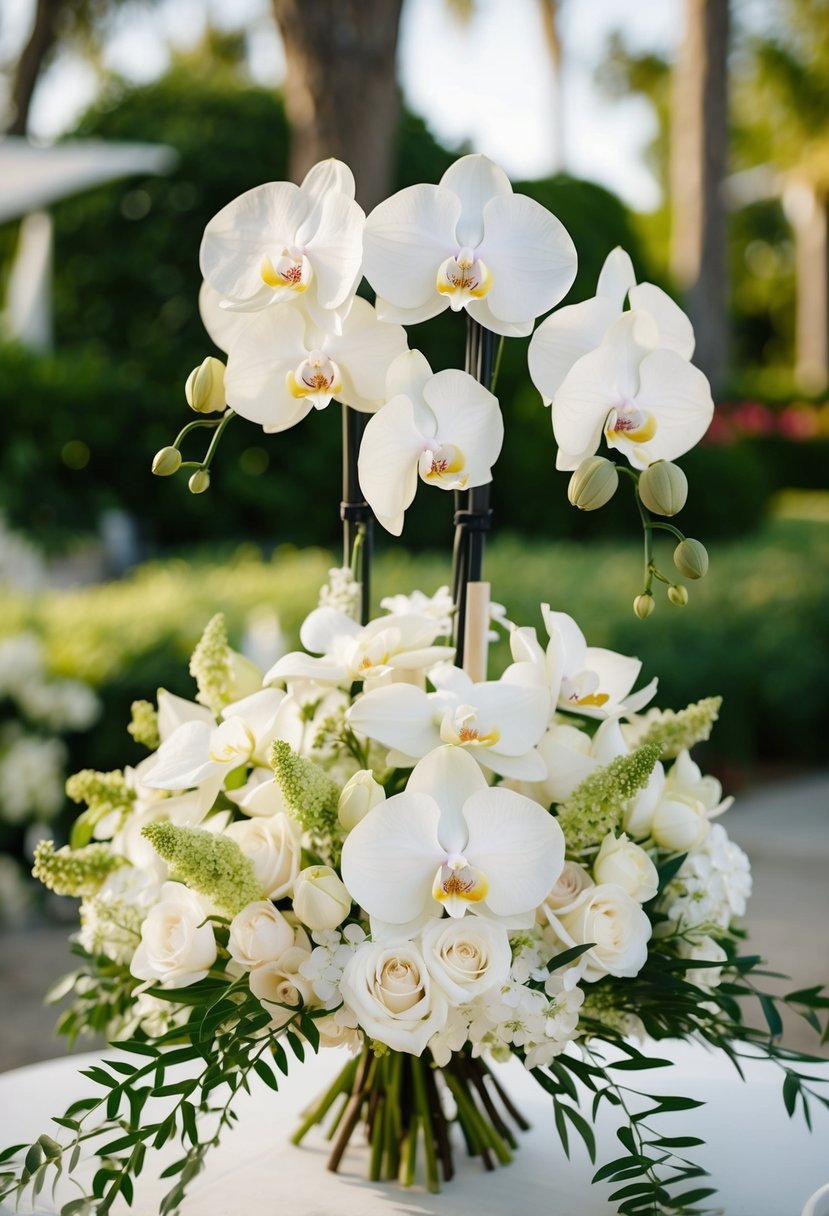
[{"left": 294, "top": 1046, "right": 525, "bottom": 1192}]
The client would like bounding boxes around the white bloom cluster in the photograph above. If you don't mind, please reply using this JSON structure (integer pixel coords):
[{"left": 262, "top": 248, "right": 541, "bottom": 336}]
[
  {"left": 663, "top": 824, "right": 752, "bottom": 934},
  {"left": 0, "top": 727, "right": 67, "bottom": 824}
]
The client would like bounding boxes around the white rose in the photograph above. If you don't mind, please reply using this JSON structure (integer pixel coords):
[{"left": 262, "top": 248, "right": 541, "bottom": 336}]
[
  {"left": 541, "top": 860, "right": 594, "bottom": 912},
  {"left": 421, "top": 916, "right": 511, "bottom": 1005},
  {"left": 249, "top": 945, "right": 315, "bottom": 1028},
  {"left": 130, "top": 881, "right": 216, "bottom": 987},
  {"left": 228, "top": 901, "right": 294, "bottom": 970},
  {"left": 338, "top": 770, "right": 385, "bottom": 831},
  {"left": 651, "top": 793, "right": 710, "bottom": 852},
  {"left": 292, "top": 866, "right": 351, "bottom": 930},
  {"left": 340, "top": 940, "right": 448, "bottom": 1055},
  {"left": 226, "top": 812, "right": 302, "bottom": 898},
  {"left": 548, "top": 883, "right": 652, "bottom": 981},
  {"left": 593, "top": 833, "right": 659, "bottom": 903}
]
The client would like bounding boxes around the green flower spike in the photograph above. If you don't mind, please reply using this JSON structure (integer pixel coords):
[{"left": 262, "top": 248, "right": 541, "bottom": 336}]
[
  {"left": 189, "top": 613, "right": 234, "bottom": 716},
  {"left": 271, "top": 739, "right": 342, "bottom": 858},
  {"left": 33, "top": 840, "right": 126, "bottom": 897},
  {"left": 128, "top": 699, "right": 160, "bottom": 750},
  {"left": 556, "top": 742, "right": 663, "bottom": 854},
  {"left": 638, "top": 696, "right": 722, "bottom": 759},
  {"left": 142, "top": 822, "right": 263, "bottom": 917}
]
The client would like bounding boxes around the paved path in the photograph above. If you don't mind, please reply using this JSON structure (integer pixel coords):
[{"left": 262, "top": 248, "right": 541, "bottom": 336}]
[{"left": 0, "top": 772, "right": 827, "bottom": 1071}]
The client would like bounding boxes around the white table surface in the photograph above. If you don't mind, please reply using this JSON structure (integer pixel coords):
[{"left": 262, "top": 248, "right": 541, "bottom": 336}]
[{"left": 1, "top": 1041, "right": 827, "bottom": 1216}]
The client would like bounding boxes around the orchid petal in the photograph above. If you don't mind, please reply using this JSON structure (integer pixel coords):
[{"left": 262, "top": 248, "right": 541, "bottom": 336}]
[
  {"left": 326, "top": 298, "right": 408, "bottom": 412},
  {"left": 347, "top": 683, "right": 441, "bottom": 758},
  {"left": 300, "top": 607, "right": 361, "bottom": 655},
  {"left": 536, "top": 727, "right": 597, "bottom": 803},
  {"left": 363, "top": 184, "right": 460, "bottom": 309},
  {"left": 303, "top": 189, "right": 365, "bottom": 310},
  {"left": 374, "top": 294, "right": 450, "bottom": 327},
  {"left": 581, "top": 647, "right": 643, "bottom": 716},
  {"left": 264, "top": 651, "right": 346, "bottom": 687},
  {"left": 542, "top": 608, "right": 588, "bottom": 675},
  {"left": 462, "top": 787, "right": 565, "bottom": 917},
  {"left": 358, "top": 394, "right": 427, "bottom": 535},
  {"left": 143, "top": 720, "right": 217, "bottom": 790},
  {"left": 200, "top": 181, "right": 309, "bottom": 303},
  {"left": 632, "top": 349, "right": 714, "bottom": 463},
  {"left": 471, "top": 681, "right": 550, "bottom": 755},
  {"left": 301, "top": 158, "right": 356, "bottom": 206},
  {"left": 439, "top": 153, "right": 513, "bottom": 248},
  {"left": 528, "top": 295, "right": 620, "bottom": 402},
  {"left": 385, "top": 349, "right": 435, "bottom": 407},
  {"left": 596, "top": 247, "right": 636, "bottom": 308},
  {"left": 478, "top": 193, "right": 577, "bottom": 325},
  {"left": 224, "top": 304, "right": 314, "bottom": 432},
  {"left": 407, "top": 746, "right": 487, "bottom": 854},
  {"left": 156, "top": 690, "right": 214, "bottom": 743},
  {"left": 340, "top": 792, "right": 442, "bottom": 922},
  {"left": 623, "top": 676, "right": 659, "bottom": 715},
  {"left": 198, "top": 281, "right": 252, "bottom": 354},
  {"left": 464, "top": 299, "right": 535, "bottom": 338},
  {"left": 478, "top": 747, "right": 547, "bottom": 781},
  {"left": 629, "top": 283, "right": 695, "bottom": 359},
  {"left": 422, "top": 369, "right": 504, "bottom": 485}
]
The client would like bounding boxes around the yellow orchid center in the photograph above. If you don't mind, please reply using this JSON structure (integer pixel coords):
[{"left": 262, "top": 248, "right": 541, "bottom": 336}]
[
  {"left": 440, "top": 705, "right": 501, "bottom": 749},
  {"left": 436, "top": 246, "right": 493, "bottom": 311},
  {"left": 261, "top": 248, "right": 311, "bottom": 293},
  {"left": 418, "top": 443, "right": 468, "bottom": 489},
  {"left": 605, "top": 401, "right": 657, "bottom": 445},
  {"left": 432, "top": 855, "right": 489, "bottom": 917},
  {"left": 287, "top": 351, "right": 342, "bottom": 402}
]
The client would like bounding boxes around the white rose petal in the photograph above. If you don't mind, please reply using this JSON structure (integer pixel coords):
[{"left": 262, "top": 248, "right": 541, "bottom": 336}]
[
  {"left": 228, "top": 901, "right": 294, "bottom": 970},
  {"left": 421, "top": 916, "right": 511, "bottom": 1005},
  {"left": 340, "top": 939, "right": 448, "bottom": 1054},
  {"left": 130, "top": 882, "right": 216, "bottom": 988}
]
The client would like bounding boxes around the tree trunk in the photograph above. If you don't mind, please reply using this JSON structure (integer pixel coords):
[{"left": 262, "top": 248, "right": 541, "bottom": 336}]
[
  {"left": 6, "top": 0, "right": 65, "bottom": 136},
  {"left": 787, "top": 181, "right": 829, "bottom": 392},
  {"left": 670, "top": 0, "right": 730, "bottom": 392},
  {"left": 271, "top": 0, "right": 405, "bottom": 212}
]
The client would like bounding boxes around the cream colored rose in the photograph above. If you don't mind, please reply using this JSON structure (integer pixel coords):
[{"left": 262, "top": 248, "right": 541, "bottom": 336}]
[
  {"left": 340, "top": 940, "right": 448, "bottom": 1055},
  {"left": 548, "top": 883, "right": 652, "bottom": 982},
  {"left": 226, "top": 812, "right": 302, "bottom": 898},
  {"left": 541, "top": 860, "right": 595, "bottom": 912},
  {"left": 421, "top": 916, "right": 511, "bottom": 1004},
  {"left": 249, "top": 945, "right": 314, "bottom": 1028},
  {"left": 651, "top": 793, "right": 710, "bottom": 852},
  {"left": 292, "top": 866, "right": 351, "bottom": 930},
  {"left": 228, "top": 900, "right": 294, "bottom": 970},
  {"left": 130, "top": 881, "right": 216, "bottom": 988},
  {"left": 338, "top": 770, "right": 385, "bottom": 831},
  {"left": 593, "top": 833, "right": 659, "bottom": 903}
]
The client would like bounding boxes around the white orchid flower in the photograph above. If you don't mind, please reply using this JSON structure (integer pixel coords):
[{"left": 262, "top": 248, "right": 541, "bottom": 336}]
[
  {"left": 358, "top": 350, "right": 503, "bottom": 536},
  {"left": 340, "top": 747, "right": 565, "bottom": 930},
  {"left": 200, "top": 158, "right": 364, "bottom": 331},
  {"left": 512, "top": 716, "right": 630, "bottom": 808},
  {"left": 528, "top": 246, "right": 696, "bottom": 405},
  {"left": 509, "top": 607, "right": 656, "bottom": 720},
  {"left": 142, "top": 688, "right": 289, "bottom": 806},
  {"left": 550, "top": 310, "right": 714, "bottom": 471},
  {"left": 265, "top": 606, "right": 451, "bottom": 691},
  {"left": 347, "top": 660, "right": 550, "bottom": 781},
  {"left": 214, "top": 297, "right": 408, "bottom": 433},
  {"left": 363, "top": 153, "right": 577, "bottom": 337}
]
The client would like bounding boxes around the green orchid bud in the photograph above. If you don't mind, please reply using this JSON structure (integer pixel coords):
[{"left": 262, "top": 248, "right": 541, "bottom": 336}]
[
  {"left": 638, "top": 461, "right": 688, "bottom": 516},
  {"left": 567, "top": 456, "right": 619, "bottom": 511},
  {"left": 674, "top": 538, "right": 709, "bottom": 580},
  {"left": 633, "top": 593, "right": 655, "bottom": 620},
  {"left": 668, "top": 584, "right": 689, "bottom": 607},
  {"left": 188, "top": 469, "right": 211, "bottom": 495},
  {"left": 185, "top": 356, "right": 227, "bottom": 414},
  {"left": 152, "top": 446, "right": 182, "bottom": 477}
]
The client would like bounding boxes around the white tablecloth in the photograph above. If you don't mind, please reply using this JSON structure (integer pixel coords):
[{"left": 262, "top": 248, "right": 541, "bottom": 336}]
[{"left": 1, "top": 1041, "right": 827, "bottom": 1215}]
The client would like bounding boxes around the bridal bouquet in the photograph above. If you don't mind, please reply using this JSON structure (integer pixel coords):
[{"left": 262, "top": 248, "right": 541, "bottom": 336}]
[{"left": 3, "top": 155, "right": 827, "bottom": 1216}]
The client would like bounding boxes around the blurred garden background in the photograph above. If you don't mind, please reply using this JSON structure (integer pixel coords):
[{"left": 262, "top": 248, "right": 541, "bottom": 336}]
[{"left": 0, "top": 0, "right": 826, "bottom": 970}]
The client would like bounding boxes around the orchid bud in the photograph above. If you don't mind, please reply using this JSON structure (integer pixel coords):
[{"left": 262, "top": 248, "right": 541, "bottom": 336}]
[
  {"left": 638, "top": 461, "right": 688, "bottom": 516},
  {"left": 152, "top": 446, "right": 182, "bottom": 477},
  {"left": 185, "top": 356, "right": 227, "bottom": 414},
  {"left": 567, "top": 456, "right": 619, "bottom": 511},
  {"left": 651, "top": 794, "right": 709, "bottom": 851},
  {"left": 292, "top": 866, "right": 351, "bottom": 930},
  {"left": 674, "top": 538, "right": 709, "bottom": 580},
  {"left": 633, "top": 593, "right": 655, "bottom": 620},
  {"left": 188, "top": 469, "right": 210, "bottom": 495},
  {"left": 668, "top": 584, "right": 689, "bottom": 607},
  {"left": 338, "top": 770, "right": 385, "bottom": 831}
]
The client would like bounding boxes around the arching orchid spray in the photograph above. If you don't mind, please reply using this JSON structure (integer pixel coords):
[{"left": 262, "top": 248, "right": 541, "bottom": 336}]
[{"left": 5, "top": 155, "right": 828, "bottom": 1216}]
